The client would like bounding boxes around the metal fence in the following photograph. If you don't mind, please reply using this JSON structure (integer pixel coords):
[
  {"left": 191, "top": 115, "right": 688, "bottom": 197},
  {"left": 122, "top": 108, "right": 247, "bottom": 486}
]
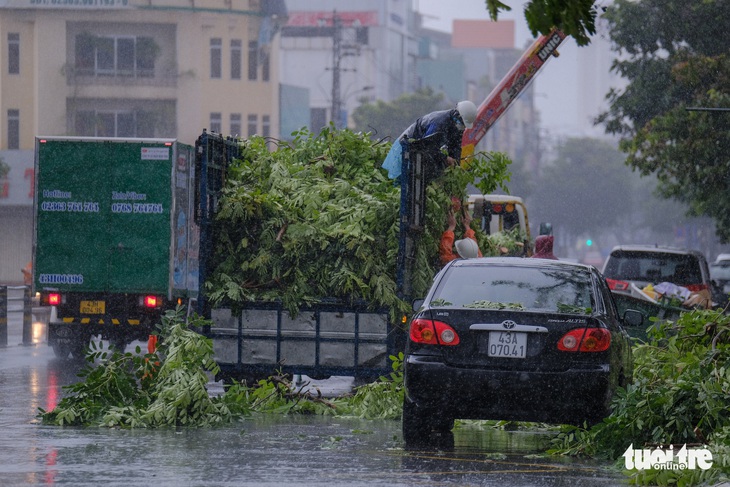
[{"left": 0, "top": 286, "right": 34, "bottom": 347}]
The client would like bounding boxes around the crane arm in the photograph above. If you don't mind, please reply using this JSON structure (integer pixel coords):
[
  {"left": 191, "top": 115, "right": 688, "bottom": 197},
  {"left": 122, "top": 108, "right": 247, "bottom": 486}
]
[{"left": 461, "top": 28, "right": 567, "bottom": 159}]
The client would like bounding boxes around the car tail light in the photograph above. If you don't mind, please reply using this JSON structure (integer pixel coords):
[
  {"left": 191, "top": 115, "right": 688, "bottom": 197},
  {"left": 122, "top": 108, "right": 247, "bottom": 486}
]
[
  {"left": 143, "top": 295, "right": 160, "bottom": 308},
  {"left": 685, "top": 283, "right": 708, "bottom": 292},
  {"left": 606, "top": 278, "right": 629, "bottom": 291},
  {"left": 558, "top": 328, "right": 611, "bottom": 352},
  {"left": 409, "top": 318, "right": 460, "bottom": 346}
]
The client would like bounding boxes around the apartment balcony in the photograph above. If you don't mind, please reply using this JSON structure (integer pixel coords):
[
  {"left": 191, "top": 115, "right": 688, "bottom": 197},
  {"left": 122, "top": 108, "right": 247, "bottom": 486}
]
[{"left": 65, "top": 66, "right": 181, "bottom": 88}]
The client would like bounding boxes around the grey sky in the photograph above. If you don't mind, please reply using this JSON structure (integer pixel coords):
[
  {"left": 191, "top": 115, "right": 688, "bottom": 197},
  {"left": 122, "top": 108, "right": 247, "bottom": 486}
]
[
  {"left": 414, "top": 0, "right": 533, "bottom": 46},
  {"left": 413, "top": 0, "right": 618, "bottom": 141}
]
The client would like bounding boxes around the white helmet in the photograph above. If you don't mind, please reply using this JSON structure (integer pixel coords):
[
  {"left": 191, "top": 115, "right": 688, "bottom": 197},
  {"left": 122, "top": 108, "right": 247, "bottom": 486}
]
[
  {"left": 456, "top": 100, "right": 477, "bottom": 129},
  {"left": 455, "top": 238, "right": 479, "bottom": 259}
]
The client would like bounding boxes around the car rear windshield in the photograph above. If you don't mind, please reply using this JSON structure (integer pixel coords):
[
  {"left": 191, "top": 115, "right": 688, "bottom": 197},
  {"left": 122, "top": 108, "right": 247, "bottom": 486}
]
[
  {"left": 430, "top": 264, "right": 594, "bottom": 314},
  {"left": 603, "top": 251, "right": 702, "bottom": 286}
]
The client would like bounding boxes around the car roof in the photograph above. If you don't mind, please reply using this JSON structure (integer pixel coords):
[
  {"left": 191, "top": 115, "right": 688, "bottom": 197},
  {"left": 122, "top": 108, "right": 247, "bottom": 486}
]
[
  {"left": 448, "top": 256, "right": 595, "bottom": 271},
  {"left": 607, "top": 245, "right": 706, "bottom": 259}
]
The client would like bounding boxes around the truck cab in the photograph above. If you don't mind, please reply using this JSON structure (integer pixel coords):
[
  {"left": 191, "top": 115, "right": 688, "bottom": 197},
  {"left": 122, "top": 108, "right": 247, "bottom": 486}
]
[{"left": 466, "top": 194, "right": 531, "bottom": 256}]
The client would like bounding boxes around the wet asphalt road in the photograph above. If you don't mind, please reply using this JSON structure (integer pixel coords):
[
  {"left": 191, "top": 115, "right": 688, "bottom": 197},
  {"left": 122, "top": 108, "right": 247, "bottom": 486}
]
[{"left": 0, "top": 300, "right": 629, "bottom": 486}]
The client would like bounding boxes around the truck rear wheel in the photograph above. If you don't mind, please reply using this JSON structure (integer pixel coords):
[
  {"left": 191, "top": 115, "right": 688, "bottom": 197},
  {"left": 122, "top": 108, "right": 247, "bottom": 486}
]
[
  {"left": 51, "top": 338, "right": 87, "bottom": 360},
  {"left": 52, "top": 343, "right": 71, "bottom": 359},
  {"left": 70, "top": 340, "right": 88, "bottom": 360}
]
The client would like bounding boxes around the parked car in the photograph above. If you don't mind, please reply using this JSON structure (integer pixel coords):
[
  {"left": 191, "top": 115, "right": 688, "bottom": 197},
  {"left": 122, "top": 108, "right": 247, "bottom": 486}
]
[
  {"left": 402, "top": 257, "right": 642, "bottom": 447},
  {"left": 601, "top": 245, "right": 712, "bottom": 297}
]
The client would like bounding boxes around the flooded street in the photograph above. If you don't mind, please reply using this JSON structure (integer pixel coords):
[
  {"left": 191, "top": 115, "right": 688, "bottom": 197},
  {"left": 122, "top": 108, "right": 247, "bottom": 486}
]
[{"left": 0, "top": 302, "right": 628, "bottom": 486}]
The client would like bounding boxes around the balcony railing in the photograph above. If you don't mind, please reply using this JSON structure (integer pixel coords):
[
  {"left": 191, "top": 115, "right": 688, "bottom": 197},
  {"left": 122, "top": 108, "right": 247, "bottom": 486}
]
[{"left": 65, "top": 66, "right": 180, "bottom": 87}]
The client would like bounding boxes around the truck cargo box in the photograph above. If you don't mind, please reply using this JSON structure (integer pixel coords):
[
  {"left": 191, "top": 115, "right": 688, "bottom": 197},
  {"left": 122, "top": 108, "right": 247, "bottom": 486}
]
[
  {"left": 33, "top": 136, "right": 198, "bottom": 357},
  {"left": 34, "top": 136, "right": 198, "bottom": 297}
]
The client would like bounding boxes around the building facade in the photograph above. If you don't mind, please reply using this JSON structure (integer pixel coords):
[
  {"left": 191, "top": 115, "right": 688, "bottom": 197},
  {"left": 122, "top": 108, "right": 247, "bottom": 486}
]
[
  {"left": 0, "top": 0, "right": 285, "bottom": 283},
  {"left": 279, "top": 0, "right": 416, "bottom": 134}
]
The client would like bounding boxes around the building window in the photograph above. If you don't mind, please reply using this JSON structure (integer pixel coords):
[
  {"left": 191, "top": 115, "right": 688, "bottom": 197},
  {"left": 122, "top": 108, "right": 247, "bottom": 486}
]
[
  {"left": 230, "top": 113, "right": 241, "bottom": 137},
  {"left": 8, "top": 33, "right": 19, "bottom": 75},
  {"left": 262, "top": 115, "right": 270, "bottom": 138},
  {"left": 210, "top": 112, "right": 222, "bottom": 134},
  {"left": 136, "top": 37, "right": 157, "bottom": 74},
  {"left": 230, "top": 39, "right": 242, "bottom": 80},
  {"left": 74, "top": 34, "right": 156, "bottom": 78},
  {"left": 75, "top": 110, "right": 96, "bottom": 136},
  {"left": 73, "top": 110, "right": 151, "bottom": 137},
  {"left": 248, "top": 41, "right": 258, "bottom": 81},
  {"left": 247, "top": 114, "right": 257, "bottom": 137},
  {"left": 210, "top": 38, "right": 222, "bottom": 79},
  {"left": 7, "top": 109, "right": 19, "bottom": 149},
  {"left": 262, "top": 50, "right": 270, "bottom": 82}
]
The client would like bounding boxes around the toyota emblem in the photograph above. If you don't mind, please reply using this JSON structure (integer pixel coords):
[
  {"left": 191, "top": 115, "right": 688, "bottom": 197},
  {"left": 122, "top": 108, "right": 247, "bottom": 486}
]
[{"left": 501, "top": 320, "right": 516, "bottom": 330}]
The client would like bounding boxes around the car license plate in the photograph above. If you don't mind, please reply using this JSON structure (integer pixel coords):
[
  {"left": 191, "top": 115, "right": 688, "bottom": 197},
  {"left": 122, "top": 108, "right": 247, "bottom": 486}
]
[
  {"left": 488, "top": 331, "right": 527, "bottom": 358},
  {"left": 80, "top": 300, "right": 105, "bottom": 314}
]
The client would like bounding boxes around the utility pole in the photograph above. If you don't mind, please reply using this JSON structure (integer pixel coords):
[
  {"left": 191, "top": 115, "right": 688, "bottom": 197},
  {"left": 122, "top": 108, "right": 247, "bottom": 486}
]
[{"left": 331, "top": 12, "right": 342, "bottom": 128}]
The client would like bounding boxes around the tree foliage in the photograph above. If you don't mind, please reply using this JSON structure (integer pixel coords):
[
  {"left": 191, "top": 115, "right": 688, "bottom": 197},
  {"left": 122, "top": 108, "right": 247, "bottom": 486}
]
[
  {"left": 530, "top": 137, "right": 635, "bottom": 243},
  {"left": 597, "top": 0, "right": 730, "bottom": 242},
  {"left": 37, "top": 310, "right": 407, "bottom": 427},
  {"left": 485, "top": 0, "right": 598, "bottom": 46}
]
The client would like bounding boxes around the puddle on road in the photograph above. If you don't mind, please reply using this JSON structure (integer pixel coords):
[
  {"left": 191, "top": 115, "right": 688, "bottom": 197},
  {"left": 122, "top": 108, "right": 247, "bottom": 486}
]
[{"left": 453, "top": 422, "right": 557, "bottom": 453}]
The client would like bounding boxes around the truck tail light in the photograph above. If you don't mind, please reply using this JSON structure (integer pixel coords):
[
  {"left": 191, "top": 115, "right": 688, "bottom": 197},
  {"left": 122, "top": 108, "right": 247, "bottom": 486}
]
[
  {"left": 558, "top": 328, "right": 611, "bottom": 352},
  {"left": 606, "top": 278, "right": 629, "bottom": 291},
  {"left": 409, "top": 318, "right": 460, "bottom": 346},
  {"left": 143, "top": 295, "right": 160, "bottom": 308},
  {"left": 47, "top": 293, "right": 61, "bottom": 306}
]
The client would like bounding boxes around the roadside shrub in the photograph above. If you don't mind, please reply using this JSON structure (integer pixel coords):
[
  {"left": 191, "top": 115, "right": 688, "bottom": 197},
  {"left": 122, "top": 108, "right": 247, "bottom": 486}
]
[
  {"left": 39, "top": 308, "right": 244, "bottom": 428},
  {"left": 549, "top": 308, "right": 730, "bottom": 485}
]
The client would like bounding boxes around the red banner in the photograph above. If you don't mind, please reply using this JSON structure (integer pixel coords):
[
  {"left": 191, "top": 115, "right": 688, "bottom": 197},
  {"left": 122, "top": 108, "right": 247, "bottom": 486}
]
[{"left": 287, "top": 11, "right": 378, "bottom": 27}]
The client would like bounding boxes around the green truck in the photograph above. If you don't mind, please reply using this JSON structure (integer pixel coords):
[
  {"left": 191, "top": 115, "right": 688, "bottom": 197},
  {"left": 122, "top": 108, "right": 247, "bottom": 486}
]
[
  {"left": 32, "top": 133, "right": 402, "bottom": 383},
  {"left": 33, "top": 136, "right": 205, "bottom": 358}
]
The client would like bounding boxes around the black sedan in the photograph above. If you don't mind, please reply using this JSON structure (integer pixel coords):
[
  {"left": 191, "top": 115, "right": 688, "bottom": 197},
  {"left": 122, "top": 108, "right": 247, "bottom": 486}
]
[{"left": 402, "top": 257, "right": 643, "bottom": 447}]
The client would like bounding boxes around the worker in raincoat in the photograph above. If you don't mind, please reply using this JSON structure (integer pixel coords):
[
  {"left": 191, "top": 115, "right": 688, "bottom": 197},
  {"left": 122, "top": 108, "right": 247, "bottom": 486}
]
[
  {"left": 439, "top": 205, "right": 482, "bottom": 265},
  {"left": 382, "top": 100, "right": 477, "bottom": 181}
]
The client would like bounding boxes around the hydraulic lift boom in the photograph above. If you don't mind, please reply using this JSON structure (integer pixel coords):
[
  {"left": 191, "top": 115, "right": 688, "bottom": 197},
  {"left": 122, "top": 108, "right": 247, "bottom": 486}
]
[{"left": 461, "top": 28, "right": 566, "bottom": 159}]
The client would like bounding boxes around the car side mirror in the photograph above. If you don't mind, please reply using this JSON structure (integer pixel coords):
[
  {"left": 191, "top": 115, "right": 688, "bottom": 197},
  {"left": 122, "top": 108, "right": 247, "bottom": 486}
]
[
  {"left": 412, "top": 299, "right": 424, "bottom": 312},
  {"left": 622, "top": 309, "right": 644, "bottom": 327}
]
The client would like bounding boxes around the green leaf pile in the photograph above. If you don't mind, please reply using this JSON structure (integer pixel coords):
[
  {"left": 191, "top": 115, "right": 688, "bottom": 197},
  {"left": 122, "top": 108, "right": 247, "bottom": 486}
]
[
  {"left": 549, "top": 309, "right": 730, "bottom": 486},
  {"left": 205, "top": 126, "right": 513, "bottom": 316},
  {"left": 38, "top": 309, "right": 405, "bottom": 427},
  {"left": 39, "top": 308, "right": 247, "bottom": 428}
]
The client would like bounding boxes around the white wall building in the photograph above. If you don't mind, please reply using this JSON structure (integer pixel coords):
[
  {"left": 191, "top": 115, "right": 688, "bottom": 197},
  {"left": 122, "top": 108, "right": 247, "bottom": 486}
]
[{"left": 279, "top": 0, "right": 416, "bottom": 131}]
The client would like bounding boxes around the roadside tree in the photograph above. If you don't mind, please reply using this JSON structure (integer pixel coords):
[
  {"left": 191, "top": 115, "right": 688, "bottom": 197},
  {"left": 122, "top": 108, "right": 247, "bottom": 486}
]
[{"left": 597, "top": 0, "right": 730, "bottom": 242}]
